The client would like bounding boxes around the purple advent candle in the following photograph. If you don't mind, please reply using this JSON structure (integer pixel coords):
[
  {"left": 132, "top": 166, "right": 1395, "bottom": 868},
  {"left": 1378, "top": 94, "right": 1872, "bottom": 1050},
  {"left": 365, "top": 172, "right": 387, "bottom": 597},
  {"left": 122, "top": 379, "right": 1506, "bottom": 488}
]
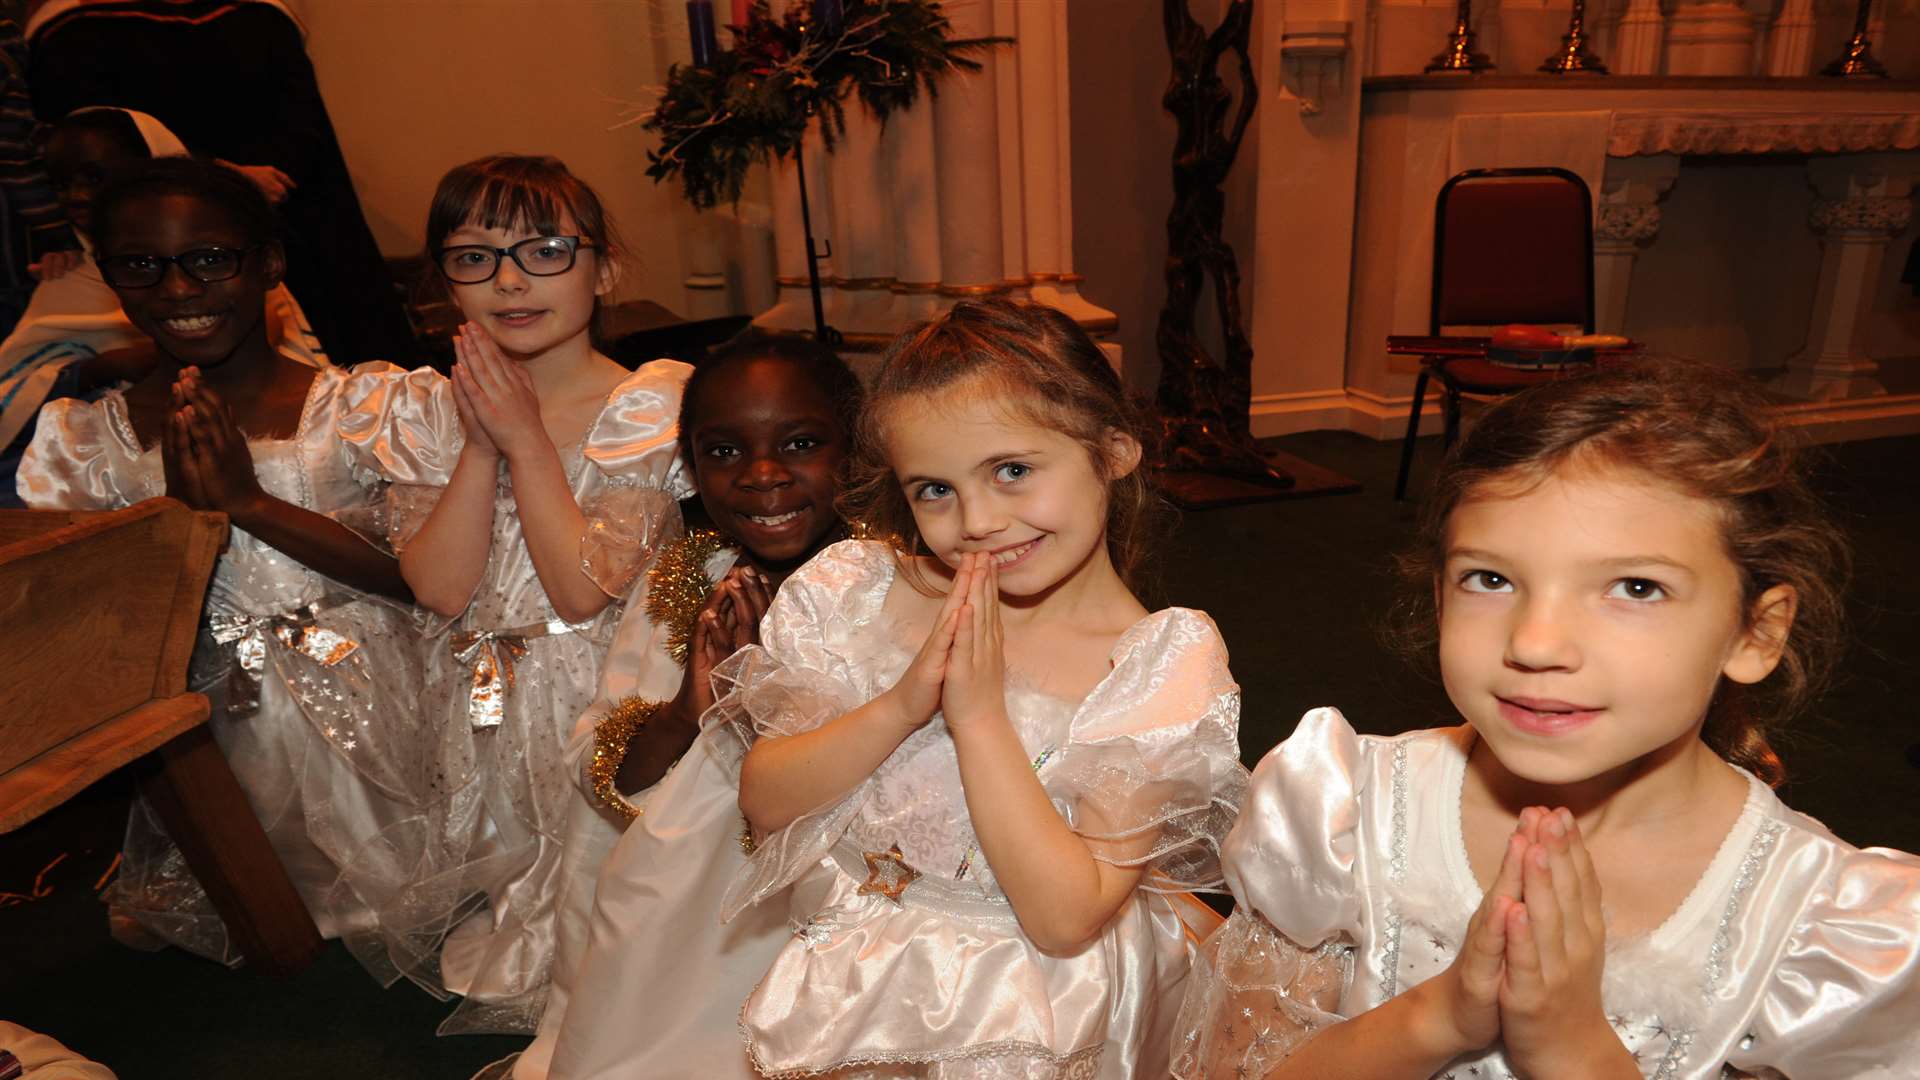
[{"left": 687, "top": 0, "right": 718, "bottom": 65}]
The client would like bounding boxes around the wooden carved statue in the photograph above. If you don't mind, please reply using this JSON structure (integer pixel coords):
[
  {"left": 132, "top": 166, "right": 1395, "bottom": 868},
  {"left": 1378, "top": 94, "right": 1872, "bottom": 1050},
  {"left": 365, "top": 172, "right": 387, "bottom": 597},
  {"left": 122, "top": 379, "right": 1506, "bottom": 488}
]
[{"left": 1155, "top": 0, "right": 1291, "bottom": 489}]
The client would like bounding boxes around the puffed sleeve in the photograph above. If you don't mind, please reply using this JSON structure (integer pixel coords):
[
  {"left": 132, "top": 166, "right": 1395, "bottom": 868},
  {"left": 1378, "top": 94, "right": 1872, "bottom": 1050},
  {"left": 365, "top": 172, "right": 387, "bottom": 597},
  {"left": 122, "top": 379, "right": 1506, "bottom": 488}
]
[
  {"left": 1041, "top": 608, "right": 1248, "bottom": 890},
  {"left": 576, "top": 359, "right": 694, "bottom": 598},
  {"left": 16, "top": 396, "right": 151, "bottom": 510},
  {"left": 1170, "top": 708, "right": 1370, "bottom": 1078},
  {"left": 704, "top": 540, "right": 896, "bottom": 919},
  {"left": 332, "top": 362, "right": 459, "bottom": 552},
  {"left": 1731, "top": 844, "right": 1920, "bottom": 1077}
]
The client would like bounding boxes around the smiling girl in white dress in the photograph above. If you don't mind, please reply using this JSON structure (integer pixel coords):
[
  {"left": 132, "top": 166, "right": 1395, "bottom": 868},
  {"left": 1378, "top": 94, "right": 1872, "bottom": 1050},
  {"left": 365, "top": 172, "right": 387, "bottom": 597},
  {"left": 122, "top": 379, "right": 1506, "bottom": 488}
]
[
  {"left": 1173, "top": 359, "right": 1920, "bottom": 1078},
  {"left": 688, "top": 298, "right": 1246, "bottom": 1078}
]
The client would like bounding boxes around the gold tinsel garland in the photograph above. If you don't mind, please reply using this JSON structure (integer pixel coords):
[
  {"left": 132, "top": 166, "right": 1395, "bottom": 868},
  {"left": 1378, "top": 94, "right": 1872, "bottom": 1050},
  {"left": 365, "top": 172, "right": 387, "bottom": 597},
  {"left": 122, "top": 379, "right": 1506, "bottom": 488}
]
[
  {"left": 645, "top": 529, "right": 738, "bottom": 667},
  {"left": 588, "top": 696, "right": 670, "bottom": 822}
]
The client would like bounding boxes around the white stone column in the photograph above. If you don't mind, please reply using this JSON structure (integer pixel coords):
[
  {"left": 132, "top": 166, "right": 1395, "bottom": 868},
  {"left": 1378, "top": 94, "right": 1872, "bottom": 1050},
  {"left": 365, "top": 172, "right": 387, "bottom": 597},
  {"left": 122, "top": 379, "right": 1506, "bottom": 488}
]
[
  {"left": 682, "top": 211, "right": 730, "bottom": 320},
  {"left": 1774, "top": 158, "right": 1914, "bottom": 400},
  {"left": 1589, "top": 0, "right": 1627, "bottom": 65},
  {"left": 932, "top": 0, "right": 1005, "bottom": 301},
  {"left": 993, "top": 0, "right": 1029, "bottom": 296},
  {"left": 1014, "top": 0, "right": 1059, "bottom": 281},
  {"left": 1664, "top": 1, "right": 1756, "bottom": 75},
  {"left": 1765, "top": 0, "right": 1817, "bottom": 75},
  {"left": 1027, "top": 0, "right": 1115, "bottom": 329},
  {"left": 1593, "top": 155, "right": 1679, "bottom": 335},
  {"left": 752, "top": 123, "right": 839, "bottom": 332},
  {"left": 1611, "top": 0, "right": 1665, "bottom": 72},
  {"left": 885, "top": 101, "right": 944, "bottom": 327},
  {"left": 826, "top": 104, "right": 901, "bottom": 333}
]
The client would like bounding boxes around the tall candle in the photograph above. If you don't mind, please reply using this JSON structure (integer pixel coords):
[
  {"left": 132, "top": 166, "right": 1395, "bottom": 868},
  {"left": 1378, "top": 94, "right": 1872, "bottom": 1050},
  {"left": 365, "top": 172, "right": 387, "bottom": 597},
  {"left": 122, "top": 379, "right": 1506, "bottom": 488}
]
[
  {"left": 687, "top": 0, "right": 718, "bottom": 65},
  {"left": 732, "top": 0, "right": 751, "bottom": 29}
]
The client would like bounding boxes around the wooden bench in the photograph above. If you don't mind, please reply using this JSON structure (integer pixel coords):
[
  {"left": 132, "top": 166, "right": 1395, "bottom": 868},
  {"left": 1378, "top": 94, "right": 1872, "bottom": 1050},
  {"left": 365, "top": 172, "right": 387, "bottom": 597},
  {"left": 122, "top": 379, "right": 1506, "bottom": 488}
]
[{"left": 0, "top": 499, "right": 323, "bottom": 975}]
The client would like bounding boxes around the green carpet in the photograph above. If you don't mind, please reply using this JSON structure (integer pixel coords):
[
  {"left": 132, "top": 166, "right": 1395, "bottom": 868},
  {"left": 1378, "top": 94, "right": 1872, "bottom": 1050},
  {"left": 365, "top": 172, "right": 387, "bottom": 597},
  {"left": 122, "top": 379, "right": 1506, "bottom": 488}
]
[{"left": 2, "top": 432, "right": 1914, "bottom": 1079}]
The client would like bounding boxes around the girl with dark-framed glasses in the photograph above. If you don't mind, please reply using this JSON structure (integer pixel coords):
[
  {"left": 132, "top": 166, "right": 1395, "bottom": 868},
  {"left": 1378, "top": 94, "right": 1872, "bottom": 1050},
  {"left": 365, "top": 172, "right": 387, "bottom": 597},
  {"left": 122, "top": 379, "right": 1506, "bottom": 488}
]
[
  {"left": 16, "top": 155, "right": 442, "bottom": 968},
  {"left": 332, "top": 154, "right": 693, "bottom": 1037}
]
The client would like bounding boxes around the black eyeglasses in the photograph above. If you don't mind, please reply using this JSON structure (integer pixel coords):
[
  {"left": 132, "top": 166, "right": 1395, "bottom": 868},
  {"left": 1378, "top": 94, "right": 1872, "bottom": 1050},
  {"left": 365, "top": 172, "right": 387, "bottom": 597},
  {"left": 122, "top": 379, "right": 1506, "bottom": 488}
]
[
  {"left": 436, "top": 235, "right": 593, "bottom": 284},
  {"left": 98, "top": 245, "right": 266, "bottom": 289}
]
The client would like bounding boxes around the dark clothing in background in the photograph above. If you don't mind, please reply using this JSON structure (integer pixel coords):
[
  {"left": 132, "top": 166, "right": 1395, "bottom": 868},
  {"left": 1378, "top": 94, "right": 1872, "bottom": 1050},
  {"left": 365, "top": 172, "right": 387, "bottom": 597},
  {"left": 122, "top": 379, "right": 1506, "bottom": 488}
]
[
  {"left": 29, "top": 1, "right": 417, "bottom": 365},
  {"left": 0, "top": 15, "right": 78, "bottom": 338}
]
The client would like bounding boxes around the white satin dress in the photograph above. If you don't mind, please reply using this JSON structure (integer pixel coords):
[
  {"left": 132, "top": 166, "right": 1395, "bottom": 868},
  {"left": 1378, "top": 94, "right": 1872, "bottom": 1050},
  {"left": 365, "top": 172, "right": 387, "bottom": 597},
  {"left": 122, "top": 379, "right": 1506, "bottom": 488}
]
[
  {"left": 679, "top": 539, "right": 1248, "bottom": 1079},
  {"left": 16, "top": 356, "right": 443, "bottom": 965},
  {"left": 333, "top": 359, "right": 693, "bottom": 1036},
  {"left": 495, "top": 540, "right": 762, "bottom": 1080},
  {"left": 1172, "top": 708, "right": 1920, "bottom": 1079}
]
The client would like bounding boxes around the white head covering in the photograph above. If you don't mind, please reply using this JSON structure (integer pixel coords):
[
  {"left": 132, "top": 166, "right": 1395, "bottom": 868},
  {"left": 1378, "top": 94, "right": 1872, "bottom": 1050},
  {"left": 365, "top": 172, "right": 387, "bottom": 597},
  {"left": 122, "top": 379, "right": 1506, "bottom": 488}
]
[
  {"left": 27, "top": 0, "right": 306, "bottom": 42},
  {"left": 64, "top": 106, "right": 192, "bottom": 159}
]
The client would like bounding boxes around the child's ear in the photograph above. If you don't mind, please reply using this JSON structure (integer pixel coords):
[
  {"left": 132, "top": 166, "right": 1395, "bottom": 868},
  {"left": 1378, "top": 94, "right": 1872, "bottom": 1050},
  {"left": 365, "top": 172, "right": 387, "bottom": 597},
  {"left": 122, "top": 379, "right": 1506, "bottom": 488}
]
[
  {"left": 1723, "top": 584, "right": 1796, "bottom": 685},
  {"left": 594, "top": 248, "right": 622, "bottom": 297},
  {"left": 257, "top": 242, "right": 287, "bottom": 289},
  {"left": 1105, "top": 430, "right": 1143, "bottom": 480}
]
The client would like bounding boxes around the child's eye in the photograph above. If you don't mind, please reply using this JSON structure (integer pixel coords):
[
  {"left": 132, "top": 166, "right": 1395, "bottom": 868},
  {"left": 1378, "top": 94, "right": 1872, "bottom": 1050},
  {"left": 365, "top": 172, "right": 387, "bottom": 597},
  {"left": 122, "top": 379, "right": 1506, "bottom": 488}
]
[
  {"left": 913, "top": 482, "right": 952, "bottom": 503},
  {"left": 993, "top": 462, "right": 1030, "bottom": 483},
  {"left": 783, "top": 436, "right": 821, "bottom": 453},
  {"left": 703, "top": 444, "right": 739, "bottom": 460},
  {"left": 1459, "top": 570, "right": 1512, "bottom": 593},
  {"left": 1606, "top": 578, "right": 1667, "bottom": 602}
]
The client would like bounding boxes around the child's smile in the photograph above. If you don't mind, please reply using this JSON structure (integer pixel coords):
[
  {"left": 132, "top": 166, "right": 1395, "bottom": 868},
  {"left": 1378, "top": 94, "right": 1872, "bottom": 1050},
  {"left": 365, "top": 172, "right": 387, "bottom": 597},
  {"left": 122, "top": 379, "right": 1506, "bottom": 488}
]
[
  {"left": 687, "top": 358, "right": 848, "bottom": 570},
  {"left": 884, "top": 388, "right": 1126, "bottom": 604},
  {"left": 1439, "top": 458, "right": 1789, "bottom": 789},
  {"left": 443, "top": 217, "right": 608, "bottom": 358},
  {"left": 100, "top": 192, "right": 277, "bottom": 369}
]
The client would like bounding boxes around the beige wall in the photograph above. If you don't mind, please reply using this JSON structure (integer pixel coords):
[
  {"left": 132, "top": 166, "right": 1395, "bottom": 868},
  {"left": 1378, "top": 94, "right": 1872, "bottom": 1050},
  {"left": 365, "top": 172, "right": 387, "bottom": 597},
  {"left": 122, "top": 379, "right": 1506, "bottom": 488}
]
[
  {"left": 304, "top": 0, "right": 1245, "bottom": 365},
  {"left": 302, "top": 0, "right": 700, "bottom": 309},
  {"left": 1068, "top": 0, "right": 1260, "bottom": 391}
]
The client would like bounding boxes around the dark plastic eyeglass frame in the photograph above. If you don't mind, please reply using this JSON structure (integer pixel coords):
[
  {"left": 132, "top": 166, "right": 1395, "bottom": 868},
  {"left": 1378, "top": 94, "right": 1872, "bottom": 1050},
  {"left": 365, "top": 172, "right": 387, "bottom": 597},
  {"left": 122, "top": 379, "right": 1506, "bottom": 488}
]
[
  {"left": 435, "top": 235, "right": 593, "bottom": 284},
  {"left": 98, "top": 244, "right": 267, "bottom": 289}
]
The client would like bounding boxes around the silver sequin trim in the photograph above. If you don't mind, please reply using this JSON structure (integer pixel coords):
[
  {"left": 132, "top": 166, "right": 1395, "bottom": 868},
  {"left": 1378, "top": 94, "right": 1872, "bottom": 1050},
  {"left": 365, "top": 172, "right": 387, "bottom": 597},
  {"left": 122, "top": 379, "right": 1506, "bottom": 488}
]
[
  {"left": 743, "top": 1029, "right": 1102, "bottom": 1078},
  {"left": 1378, "top": 740, "right": 1412, "bottom": 1003},
  {"left": 1703, "top": 819, "right": 1784, "bottom": 997},
  {"left": 1647, "top": 817, "right": 1784, "bottom": 1080}
]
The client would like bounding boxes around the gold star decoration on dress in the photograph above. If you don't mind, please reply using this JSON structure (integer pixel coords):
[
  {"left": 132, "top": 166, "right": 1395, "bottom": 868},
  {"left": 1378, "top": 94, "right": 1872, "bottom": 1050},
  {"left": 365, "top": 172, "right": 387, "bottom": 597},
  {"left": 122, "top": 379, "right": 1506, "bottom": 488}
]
[{"left": 858, "top": 844, "right": 920, "bottom": 904}]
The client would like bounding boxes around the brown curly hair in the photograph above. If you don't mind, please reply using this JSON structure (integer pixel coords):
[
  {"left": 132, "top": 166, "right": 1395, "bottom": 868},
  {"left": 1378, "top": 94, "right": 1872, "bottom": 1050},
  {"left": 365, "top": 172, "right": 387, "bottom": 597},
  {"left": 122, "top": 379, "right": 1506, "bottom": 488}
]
[
  {"left": 839, "top": 298, "right": 1166, "bottom": 596},
  {"left": 1390, "top": 357, "right": 1851, "bottom": 786}
]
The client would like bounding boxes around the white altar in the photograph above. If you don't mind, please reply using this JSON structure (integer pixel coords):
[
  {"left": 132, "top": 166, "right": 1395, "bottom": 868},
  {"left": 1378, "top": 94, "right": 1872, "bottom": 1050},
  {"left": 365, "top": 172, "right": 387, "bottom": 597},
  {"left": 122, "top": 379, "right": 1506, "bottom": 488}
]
[{"left": 1244, "top": 0, "right": 1920, "bottom": 443}]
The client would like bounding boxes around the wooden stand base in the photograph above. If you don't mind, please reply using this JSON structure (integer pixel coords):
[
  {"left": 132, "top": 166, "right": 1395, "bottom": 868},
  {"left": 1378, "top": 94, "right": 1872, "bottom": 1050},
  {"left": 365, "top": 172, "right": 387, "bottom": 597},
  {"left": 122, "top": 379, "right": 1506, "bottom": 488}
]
[{"left": 134, "top": 721, "right": 323, "bottom": 977}]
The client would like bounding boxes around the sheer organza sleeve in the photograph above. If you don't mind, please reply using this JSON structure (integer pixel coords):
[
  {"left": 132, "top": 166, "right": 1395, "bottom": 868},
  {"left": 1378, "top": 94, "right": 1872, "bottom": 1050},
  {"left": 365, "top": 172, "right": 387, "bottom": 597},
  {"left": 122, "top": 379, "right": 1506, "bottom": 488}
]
[
  {"left": 1041, "top": 609, "right": 1248, "bottom": 891},
  {"left": 1170, "top": 708, "right": 1373, "bottom": 1077},
  {"left": 16, "top": 395, "right": 150, "bottom": 509},
  {"left": 1170, "top": 907, "right": 1354, "bottom": 1079},
  {"left": 704, "top": 540, "right": 896, "bottom": 919},
  {"left": 577, "top": 359, "right": 694, "bottom": 597},
  {"left": 1732, "top": 844, "right": 1920, "bottom": 1077},
  {"left": 332, "top": 362, "right": 459, "bottom": 553}
]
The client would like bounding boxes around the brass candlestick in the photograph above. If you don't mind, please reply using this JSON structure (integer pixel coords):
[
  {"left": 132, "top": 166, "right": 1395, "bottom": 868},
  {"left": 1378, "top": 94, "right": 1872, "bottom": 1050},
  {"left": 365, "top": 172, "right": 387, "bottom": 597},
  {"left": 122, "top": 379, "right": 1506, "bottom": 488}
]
[
  {"left": 1541, "top": 0, "right": 1608, "bottom": 73},
  {"left": 1821, "top": 0, "right": 1888, "bottom": 76},
  {"left": 1426, "top": 0, "right": 1494, "bottom": 72}
]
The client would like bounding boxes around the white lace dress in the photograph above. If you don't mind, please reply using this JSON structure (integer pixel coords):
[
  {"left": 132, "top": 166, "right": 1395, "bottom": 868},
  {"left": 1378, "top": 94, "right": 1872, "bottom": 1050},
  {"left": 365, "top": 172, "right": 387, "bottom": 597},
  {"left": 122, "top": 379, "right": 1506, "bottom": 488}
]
[
  {"left": 15, "top": 357, "right": 442, "bottom": 965},
  {"left": 1172, "top": 708, "right": 1920, "bottom": 1079},
  {"left": 694, "top": 539, "right": 1248, "bottom": 1079},
  {"left": 331, "top": 359, "right": 693, "bottom": 1036}
]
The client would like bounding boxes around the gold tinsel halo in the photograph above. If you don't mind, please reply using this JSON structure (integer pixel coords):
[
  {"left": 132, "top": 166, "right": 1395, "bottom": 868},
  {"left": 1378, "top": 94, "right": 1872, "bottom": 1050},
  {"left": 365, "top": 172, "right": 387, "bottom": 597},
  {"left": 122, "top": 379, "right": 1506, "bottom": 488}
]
[{"left": 646, "top": 529, "right": 737, "bottom": 667}]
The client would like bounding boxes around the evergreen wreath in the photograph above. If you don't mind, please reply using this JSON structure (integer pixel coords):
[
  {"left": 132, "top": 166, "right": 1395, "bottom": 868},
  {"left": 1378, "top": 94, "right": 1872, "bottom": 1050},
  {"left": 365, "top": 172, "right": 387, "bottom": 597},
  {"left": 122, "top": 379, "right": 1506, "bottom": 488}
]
[{"left": 641, "top": 0, "right": 1007, "bottom": 209}]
